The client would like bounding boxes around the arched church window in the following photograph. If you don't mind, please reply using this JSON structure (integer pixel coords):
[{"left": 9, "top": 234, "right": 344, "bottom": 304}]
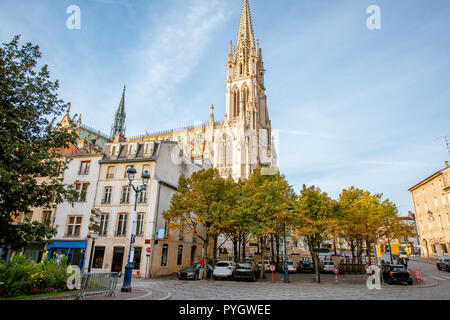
[{"left": 240, "top": 63, "right": 243, "bottom": 76}]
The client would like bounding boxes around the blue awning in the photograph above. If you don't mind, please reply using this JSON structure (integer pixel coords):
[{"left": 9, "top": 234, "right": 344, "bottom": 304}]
[{"left": 47, "top": 240, "right": 87, "bottom": 249}]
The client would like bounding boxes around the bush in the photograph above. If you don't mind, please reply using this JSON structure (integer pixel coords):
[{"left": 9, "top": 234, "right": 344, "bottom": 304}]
[{"left": 0, "top": 252, "right": 72, "bottom": 298}]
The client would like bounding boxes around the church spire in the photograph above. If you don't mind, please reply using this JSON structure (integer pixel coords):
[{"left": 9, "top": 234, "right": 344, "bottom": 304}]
[
  {"left": 110, "top": 85, "right": 126, "bottom": 139},
  {"left": 236, "top": 0, "right": 255, "bottom": 59}
]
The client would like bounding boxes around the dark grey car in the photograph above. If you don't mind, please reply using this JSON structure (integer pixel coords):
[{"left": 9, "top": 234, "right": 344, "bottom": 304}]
[
  {"left": 177, "top": 263, "right": 213, "bottom": 280},
  {"left": 436, "top": 257, "right": 450, "bottom": 272}
]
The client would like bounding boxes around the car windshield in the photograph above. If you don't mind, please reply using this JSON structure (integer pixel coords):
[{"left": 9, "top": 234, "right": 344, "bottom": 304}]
[
  {"left": 302, "top": 261, "right": 311, "bottom": 265},
  {"left": 237, "top": 263, "right": 252, "bottom": 269},
  {"left": 391, "top": 266, "right": 407, "bottom": 272},
  {"left": 324, "top": 262, "right": 334, "bottom": 265},
  {"left": 186, "top": 264, "right": 199, "bottom": 269},
  {"left": 216, "top": 262, "right": 230, "bottom": 267}
]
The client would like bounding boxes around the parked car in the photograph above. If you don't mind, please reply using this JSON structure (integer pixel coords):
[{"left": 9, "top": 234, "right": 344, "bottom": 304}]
[
  {"left": 234, "top": 262, "right": 260, "bottom": 281},
  {"left": 257, "top": 260, "right": 274, "bottom": 272},
  {"left": 177, "top": 263, "right": 213, "bottom": 280},
  {"left": 382, "top": 264, "right": 413, "bottom": 285},
  {"left": 240, "top": 258, "right": 261, "bottom": 274},
  {"left": 320, "top": 261, "right": 336, "bottom": 273},
  {"left": 436, "top": 257, "right": 450, "bottom": 271},
  {"left": 213, "top": 261, "right": 236, "bottom": 280},
  {"left": 283, "top": 259, "right": 297, "bottom": 273},
  {"left": 297, "top": 260, "right": 314, "bottom": 273}
]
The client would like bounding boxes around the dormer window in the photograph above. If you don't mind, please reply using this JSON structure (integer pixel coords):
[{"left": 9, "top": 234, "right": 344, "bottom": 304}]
[
  {"left": 145, "top": 142, "right": 155, "bottom": 155},
  {"left": 110, "top": 144, "right": 119, "bottom": 156},
  {"left": 128, "top": 144, "right": 137, "bottom": 155}
]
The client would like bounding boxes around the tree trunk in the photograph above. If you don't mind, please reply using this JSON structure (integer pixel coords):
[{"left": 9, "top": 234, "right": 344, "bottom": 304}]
[
  {"left": 350, "top": 241, "right": 355, "bottom": 264},
  {"left": 232, "top": 236, "right": 238, "bottom": 261},
  {"left": 275, "top": 235, "right": 280, "bottom": 268},
  {"left": 202, "top": 237, "right": 209, "bottom": 280},
  {"left": 313, "top": 251, "right": 320, "bottom": 283},
  {"left": 242, "top": 233, "right": 246, "bottom": 259},
  {"left": 270, "top": 236, "right": 275, "bottom": 264},
  {"left": 213, "top": 235, "right": 218, "bottom": 266},
  {"left": 260, "top": 237, "right": 266, "bottom": 279}
]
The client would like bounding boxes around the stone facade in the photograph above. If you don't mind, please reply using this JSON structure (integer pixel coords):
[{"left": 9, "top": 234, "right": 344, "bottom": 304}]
[
  {"left": 409, "top": 161, "right": 450, "bottom": 258},
  {"left": 84, "top": 140, "right": 209, "bottom": 277}
]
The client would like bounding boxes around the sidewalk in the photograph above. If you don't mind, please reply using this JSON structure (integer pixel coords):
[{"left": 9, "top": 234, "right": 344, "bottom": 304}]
[
  {"left": 409, "top": 256, "right": 438, "bottom": 265},
  {"left": 85, "top": 287, "right": 171, "bottom": 300}
]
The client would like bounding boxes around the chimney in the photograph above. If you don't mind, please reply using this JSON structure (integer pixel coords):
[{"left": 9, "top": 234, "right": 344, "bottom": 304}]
[{"left": 446, "top": 161, "right": 449, "bottom": 168}]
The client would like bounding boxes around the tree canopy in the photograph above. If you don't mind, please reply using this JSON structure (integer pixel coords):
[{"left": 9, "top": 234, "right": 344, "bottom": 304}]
[{"left": 0, "top": 36, "right": 77, "bottom": 251}]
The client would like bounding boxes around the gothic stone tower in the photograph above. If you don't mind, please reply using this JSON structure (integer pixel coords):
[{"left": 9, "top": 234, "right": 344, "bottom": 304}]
[
  {"left": 110, "top": 85, "right": 127, "bottom": 139},
  {"left": 128, "top": 0, "right": 276, "bottom": 179}
]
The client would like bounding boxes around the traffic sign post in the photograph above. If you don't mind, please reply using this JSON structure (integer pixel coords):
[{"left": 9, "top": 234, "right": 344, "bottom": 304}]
[
  {"left": 87, "top": 208, "right": 103, "bottom": 273},
  {"left": 269, "top": 265, "right": 276, "bottom": 282},
  {"left": 333, "top": 267, "right": 339, "bottom": 284}
]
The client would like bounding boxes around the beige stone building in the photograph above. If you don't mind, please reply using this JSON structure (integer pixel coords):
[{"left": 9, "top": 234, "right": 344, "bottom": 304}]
[
  {"left": 409, "top": 161, "right": 450, "bottom": 258},
  {"left": 85, "top": 139, "right": 209, "bottom": 277}
]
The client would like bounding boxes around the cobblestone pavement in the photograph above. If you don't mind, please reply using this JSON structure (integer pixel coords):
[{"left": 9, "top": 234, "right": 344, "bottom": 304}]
[{"left": 112, "top": 257, "right": 450, "bottom": 300}]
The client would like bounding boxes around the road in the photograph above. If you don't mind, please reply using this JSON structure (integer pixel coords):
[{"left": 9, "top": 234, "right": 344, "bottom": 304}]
[{"left": 112, "top": 256, "right": 450, "bottom": 300}]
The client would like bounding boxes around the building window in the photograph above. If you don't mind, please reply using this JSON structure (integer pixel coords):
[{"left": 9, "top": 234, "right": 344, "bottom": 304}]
[
  {"left": 179, "top": 225, "right": 184, "bottom": 241},
  {"left": 128, "top": 144, "right": 137, "bottom": 155},
  {"left": 441, "top": 244, "right": 448, "bottom": 255},
  {"left": 106, "top": 166, "right": 116, "bottom": 179},
  {"left": 164, "top": 221, "right": 169, "bottom": 239},
  {"left": 133, "top": 247, "right": 142, "bottom": 270},
  {"left": 145, "top": 143, "right": 155, "bottom": 155},
  {"left": 161, "top": 244, "right": 168, "bottom": 267},
  {"left": 92, "top": 247, "right": 105, "bottom": 269},
  {"left": 20, "top": 212, "right": 32, "bottom": 224},
  {"left": 116, "top": 213, "right": 128, "bottom": 236},
  {"left": 177, "top": 245, "right": 183, "bottom": 265},
  {"left": 99, "top": 214, "right": 109, "bottom": 236},
  {"left": 124, "top": 166, "right": 132, "bottom": 178},
  {"left": 75, "top": 182, "right": 88, "bottom": 202},
  {"left": 121, "top": 186, "right": 130, "bottom": 204},
  {"left": 79, "top": 161, "right": 90, "bottom": 175},
  {"left": 136, "top": 213, "right": 144, "bottom": 236},
  {"left": 41, "top": 210, "right": 52, "bottom": 226},
  {"left": 102, "top": 187, "right": 112, "bottom": 204},
  {"left": 431, "top": 244, "right": 437, "bottom": 255},
  {"left": 66, "top": 216, "right": 82, "bottom": 237},
  {"left": 138, "top": 188, "right": 147, "bottom": 204}
]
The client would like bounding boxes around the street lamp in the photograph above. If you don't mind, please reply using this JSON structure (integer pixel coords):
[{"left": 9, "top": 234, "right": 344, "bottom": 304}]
[{"left": 121, "top": 165, "right": 150, "bottom": 293}]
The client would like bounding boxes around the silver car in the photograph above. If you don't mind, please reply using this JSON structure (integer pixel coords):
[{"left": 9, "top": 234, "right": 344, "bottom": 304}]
[{"left": 213, "top": 261, "right": 236, "bottom": 280}]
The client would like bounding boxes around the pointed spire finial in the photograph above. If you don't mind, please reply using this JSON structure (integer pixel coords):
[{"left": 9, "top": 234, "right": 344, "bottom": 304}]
[
  {"left": 66, "top": 102, "right": 71, "bottom": 114},
  {"left": 236, "top": 0, "right": 255, "bottom": 58}
]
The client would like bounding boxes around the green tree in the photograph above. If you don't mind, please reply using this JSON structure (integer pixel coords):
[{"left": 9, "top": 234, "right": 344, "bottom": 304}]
[
  {"left": 0, "top": 36, "right": 78, "bottom": 254},
  {"left": 293, "top": 185, "right": 336, "bottom": 283},
  {"left": 163, "top": 168, "right": 230, "bottom": 279},
  {"left": 238, "top": 168, "right": 295, "bottom": 279}
]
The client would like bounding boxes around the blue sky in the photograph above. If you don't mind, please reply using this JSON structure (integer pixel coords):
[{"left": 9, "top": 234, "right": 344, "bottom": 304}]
[{"left": 1, "top": 0, "right": 449, "bottom": 215}]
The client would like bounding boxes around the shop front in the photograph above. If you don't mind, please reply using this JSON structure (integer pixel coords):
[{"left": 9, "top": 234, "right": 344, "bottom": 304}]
[{"left": 47, "top": 240, "right": 87, "bottom": 269}]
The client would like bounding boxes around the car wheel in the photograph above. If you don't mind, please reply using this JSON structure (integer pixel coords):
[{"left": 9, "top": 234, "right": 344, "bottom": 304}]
[
  {"left": 447, "top": 266, "right": 450, "bottom": 273},
  {"left": 213, "top": 276, "right": 217, "bottom": 280},
  {"left": 407, "top": 281, "right": 413, "bottom": 285},
  {"left": 194, "top": 273, "right": 199, "bottom": 280},
  {"left": 437, "top": 265, "right": 441, "bottom": 271},
  {"left": 388, "top": 278, "right": 393, "bottom": 285}
]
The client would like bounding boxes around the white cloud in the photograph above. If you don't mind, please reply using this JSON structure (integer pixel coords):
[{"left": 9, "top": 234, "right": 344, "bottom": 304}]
[{"left": 127, "top": 0, "right": 228, "bottom": 129}]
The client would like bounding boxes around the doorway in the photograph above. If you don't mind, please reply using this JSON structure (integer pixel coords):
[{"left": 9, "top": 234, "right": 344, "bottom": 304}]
[{"left": 111, "top": 247, "right": 124, "bottom": 276}]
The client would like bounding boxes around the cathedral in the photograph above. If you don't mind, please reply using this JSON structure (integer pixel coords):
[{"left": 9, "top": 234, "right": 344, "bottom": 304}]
[
  {"left": 127, "top": 0, "right": 277, "bottom": 179},
  {"left": 64, "top": 0, "right": 277, "bottom": 179}
]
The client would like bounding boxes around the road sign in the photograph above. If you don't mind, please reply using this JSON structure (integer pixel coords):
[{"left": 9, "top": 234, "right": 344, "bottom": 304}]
[
  {"left": 146, "top": 247, "right": 151, "bottom": 253},
  {"left": 269, "top": 265, "right": 276, "bottom": 272},
  {"left": 312, "top": 248, "right": 330, "bottom": 253},
  {"left": 333, "top": 267, "right": 339, "bottom": 275}
]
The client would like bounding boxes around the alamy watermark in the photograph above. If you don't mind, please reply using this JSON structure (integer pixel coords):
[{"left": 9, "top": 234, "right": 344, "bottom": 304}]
[
  {"left": 367, "top": 5, "right": 381, "bottom": 30},
  {"left": 66, "top": 5, "right": 81, "bottom": 30}
]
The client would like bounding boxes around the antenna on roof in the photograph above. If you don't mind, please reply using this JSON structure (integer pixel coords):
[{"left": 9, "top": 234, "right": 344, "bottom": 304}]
[{"left": 438, "top": 135, "right": 450, "bottom": 159}]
